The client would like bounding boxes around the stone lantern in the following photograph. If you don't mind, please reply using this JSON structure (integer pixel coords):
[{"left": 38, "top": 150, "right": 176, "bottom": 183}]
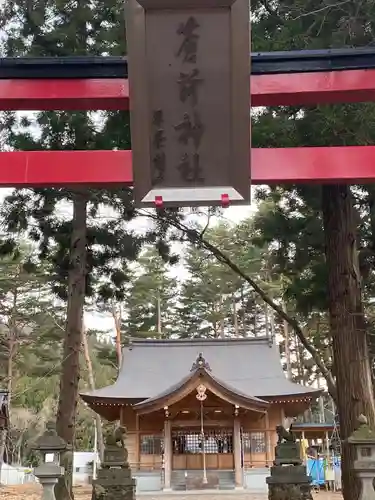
[
  {"left": 32, "top": 421, "right": 67, "bottom": 500},
  {"left": 347, "top": 414, "right": 375, "bottom": 500}
]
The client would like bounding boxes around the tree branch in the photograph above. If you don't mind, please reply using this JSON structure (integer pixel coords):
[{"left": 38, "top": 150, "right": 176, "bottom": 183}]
[
  {"left": 200, "top": 234, "right": 336, "bottom": 398},
  {"left": 142, "top": 210, "right": 337, "bottom": 400},
  {"left": 291, "top": 0, "right": 351, "bottom": 20}
]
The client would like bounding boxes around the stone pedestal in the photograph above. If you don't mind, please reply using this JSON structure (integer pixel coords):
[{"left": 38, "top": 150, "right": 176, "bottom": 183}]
[
  {"left": 274, "top": 442, "right": 302, "bottom": 466},
  {"left": 92, "top": 466, "right": 136, "bottom": 500},
  {"left": 92, "top": 432, "right": 136, "bottom": 500},
  {"left": 34, "top": 464, "right": 65, "bottom": 500},
  {"left": 267, "top": 425, "right": 313, "bottom": 500},
  {"left": 267, "top": 465, "right": 313, "bottom": 500}
]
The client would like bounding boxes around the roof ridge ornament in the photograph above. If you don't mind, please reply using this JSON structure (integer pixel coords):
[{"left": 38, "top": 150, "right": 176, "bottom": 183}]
[{"left": 191, "top": 352, "right": 211, "bottom": 372}]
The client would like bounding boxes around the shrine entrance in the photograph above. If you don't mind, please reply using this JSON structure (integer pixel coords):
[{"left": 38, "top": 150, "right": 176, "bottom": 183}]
[
  {"left": 131, "top": 352, "right": 270, "bottom": 489},
  {"left": 172, "top": 428, "right": 234, "bottom": 471}
]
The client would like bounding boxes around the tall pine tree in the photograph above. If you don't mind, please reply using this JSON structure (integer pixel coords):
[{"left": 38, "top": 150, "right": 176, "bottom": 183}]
[
  {"left": 123, "top": 247, "right": 178, "bottom": 338},
  {"left": 0, "top": 2, "right": 143, "bottom": 498},
  {"left": 251, "top": 1, "right": 375, "bottom": 497}
]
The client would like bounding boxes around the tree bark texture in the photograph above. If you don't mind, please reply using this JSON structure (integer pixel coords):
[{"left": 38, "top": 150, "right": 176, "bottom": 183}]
[
  {"left": 282, "top": 302, "right": 292, "bottom": 379},
  {"left": 0, "top": 342, "right": 13, "bottom": 484},
  {"left": 322, "top": 184, "right": 375, "bottom": 500},
  {"left": 112, "top": 306, "right": 123, "bottom": 368},
  {"left": 55, "top": 192, "right": 87, "bottom": 500},
  {"left": 156, "top": 292, "right": 162, "bottom": 335},
  {"left": 81, "top": 327, "right": 104, "bottom": 461},
  {"left": 219, "top": 295, "right": 225, "bottom": 338},
  {"left": 0, "top": 283, "right": 18, "bottom": 484},
  {"left": 233, "top": 296, "right": 239, "bottom": 337}
]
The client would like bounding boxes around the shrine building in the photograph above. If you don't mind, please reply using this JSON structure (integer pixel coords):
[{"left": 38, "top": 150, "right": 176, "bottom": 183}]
[{"left": 81, "top": 337, "right": 320, "bottom": 491}]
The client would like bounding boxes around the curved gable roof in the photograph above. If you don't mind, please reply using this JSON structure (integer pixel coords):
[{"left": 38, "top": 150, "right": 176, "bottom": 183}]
[
  {"left": 133, "top": 353, "right": 269, "bottom": 414},
  {"left": 81, "top": 337, "right": 320, "bottom": 405}
]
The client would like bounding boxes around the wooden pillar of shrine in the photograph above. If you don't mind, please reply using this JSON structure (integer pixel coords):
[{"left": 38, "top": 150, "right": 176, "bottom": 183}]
[
  {"left": 233, "top": 416, "right": 243, "bottom": 488},
  {"left": 163, "top": 419, "right": 172, "bottom": 490},
  {"left": 265, "top": 410, "right": 271, "bottom": 466}
]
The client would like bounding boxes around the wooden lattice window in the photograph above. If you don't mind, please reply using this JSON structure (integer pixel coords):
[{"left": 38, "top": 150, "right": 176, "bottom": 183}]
[
  {"left": 172, "top": 429, "right": 233, "bottom": 454},
  {"left": 140, "top": 435, "right": 164, "bottom": 455},
  {"left": 242, "top": 432, "right": 266, "bottom": 453}
]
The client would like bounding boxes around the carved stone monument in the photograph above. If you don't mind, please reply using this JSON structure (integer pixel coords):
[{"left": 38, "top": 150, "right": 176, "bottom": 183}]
[
  {"left": 347, "top": 414, "right": 375, "bottom": 500},
  {"left": 31, "top": 421, "right": 67, "bottom": 500},
  {"left": 92, "top": 426, "right": 136, "bottom": 500},
  {"left": 266, "top": 425, "right": 313, "bottom": 500}
]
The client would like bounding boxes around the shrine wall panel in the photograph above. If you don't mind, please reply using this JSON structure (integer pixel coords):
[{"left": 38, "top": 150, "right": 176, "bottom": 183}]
[
  {"left": 121, "top": 406, "right": 137, "bottom": 430},
  {"left": 139, "top": 453, "right": 163, "bottom": 470},
  {"left": 139, "top": 414, "right": 165, "bottom": 432},
  {"left": 241, "top": 407, "right": 280, "bottom": 468},
  {"left": 268, "top": 405, "right": 283, "bottom": 429},
  {"left": 124, "top": 431, "right": 137, "bottom": 468}
]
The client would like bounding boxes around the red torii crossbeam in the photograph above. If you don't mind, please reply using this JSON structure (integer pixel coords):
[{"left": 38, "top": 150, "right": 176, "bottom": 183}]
[
  {"left": 1, "top": 69, "right": 375, "bottom": 110},
  {"left": 2, "top": 50, "right": 375, "bottom": 186},
  {"left": 1, "top": 147, "right": 375, "bottom": 186}
]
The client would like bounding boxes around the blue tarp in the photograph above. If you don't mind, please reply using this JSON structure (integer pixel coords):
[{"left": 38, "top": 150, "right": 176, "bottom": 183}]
[
  {"left": 307, "top": 458, "right": 325, "bottom": 486},
  {"left": 307, "top": 456, "right": 341, "bottom": 487}
]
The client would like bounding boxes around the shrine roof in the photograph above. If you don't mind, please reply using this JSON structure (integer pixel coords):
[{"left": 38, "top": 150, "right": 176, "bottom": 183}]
[
  {"left": 132, "top": 355, "right": 270, "bottom": 414},
  {"left": 81, "top": 337, "right": 320, "bottom": 403}
]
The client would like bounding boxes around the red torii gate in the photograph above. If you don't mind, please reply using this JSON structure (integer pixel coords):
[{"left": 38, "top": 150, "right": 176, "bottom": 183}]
[{"left": 1, "top": 49, "right": 375, "bottom": 187}]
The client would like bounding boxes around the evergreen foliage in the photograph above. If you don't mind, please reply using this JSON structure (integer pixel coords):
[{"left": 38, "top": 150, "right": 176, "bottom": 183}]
[
  {"left": 0, "top": 1, "right": 179, "bottom": 497},
  {"left": 122, "top": 248, "right": 179, "bottom": 338},
  {"left": 250, "top": 2, "right": 375, "bottom": 498}
]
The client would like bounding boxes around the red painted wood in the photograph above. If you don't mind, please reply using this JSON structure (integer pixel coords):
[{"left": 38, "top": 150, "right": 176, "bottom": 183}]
[
  {"left": 1, "top": 146, "right": 375, "bottom": 186},
  {"left": 1, "top": 69, "right": 375, "bottom": 110},
  {"left": 0, "top": 79, "right": 130, "bottom": 111},
  {"left": 252, "top": 69, "right": 375, "bottom": 106}
]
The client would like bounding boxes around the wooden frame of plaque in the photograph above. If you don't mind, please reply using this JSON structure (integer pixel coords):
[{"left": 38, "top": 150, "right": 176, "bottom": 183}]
[{"left": 126, "top": 0, "right": 251, "bottom": 207}]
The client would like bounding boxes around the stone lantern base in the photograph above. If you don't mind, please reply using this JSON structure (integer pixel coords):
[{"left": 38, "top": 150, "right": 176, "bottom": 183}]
[
  {"left": 92, "top": 468, "right": 136, "bottom": 500},
  {"left": 92, "top": 443, "right": 136, "bottom": 500}
]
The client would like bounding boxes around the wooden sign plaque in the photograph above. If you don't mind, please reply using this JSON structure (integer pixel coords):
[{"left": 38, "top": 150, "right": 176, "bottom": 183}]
[{"left": 126, "top": 0, "right": 251, "bottom": 207}]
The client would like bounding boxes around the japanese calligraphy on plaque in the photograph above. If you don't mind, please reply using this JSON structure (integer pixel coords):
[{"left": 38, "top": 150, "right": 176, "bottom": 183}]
[
  {"left": 126, "top": 0, "right": 251, "bottom": 207},
  {"left": 174, "top": 17, "right": 205, "bottom": 184},
  {"left": 151, "top": 109, "right": 166, "bottom": 185}
]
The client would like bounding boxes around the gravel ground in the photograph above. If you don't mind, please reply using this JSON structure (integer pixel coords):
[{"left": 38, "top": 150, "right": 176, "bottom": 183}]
[{"left": 0, "top": 484, "right": 343, "bottom": 500}]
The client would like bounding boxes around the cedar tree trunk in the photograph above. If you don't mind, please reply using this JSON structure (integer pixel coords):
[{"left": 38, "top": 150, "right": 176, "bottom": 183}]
[
  {"left": 81, "top": 327, "right": 105, "bottom": 461},
  {"left": 0, "top": 342, "right": 13, "bottom": 483},
  {"left": 322, "top": 184, "right": 375, "bottom": 500},
  {"left": 282, "top": 302, "right": 292, "bottom": 379},
  {"left": 112, "top": 306, "right": 123, "bottom": 368},
  {"left": 0, "top": 285, "right": 18, "bottom": 482},
  {"left": 55, "top": 192, "right": 87, "bottom": 500}
]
